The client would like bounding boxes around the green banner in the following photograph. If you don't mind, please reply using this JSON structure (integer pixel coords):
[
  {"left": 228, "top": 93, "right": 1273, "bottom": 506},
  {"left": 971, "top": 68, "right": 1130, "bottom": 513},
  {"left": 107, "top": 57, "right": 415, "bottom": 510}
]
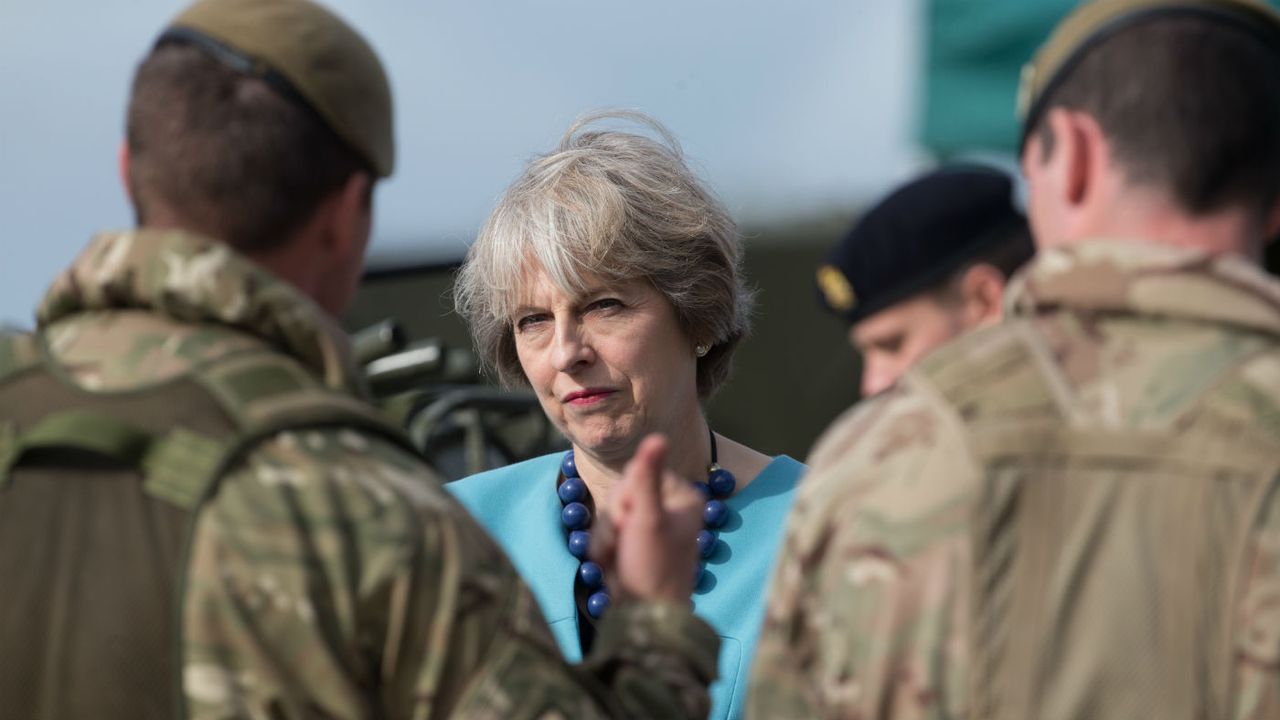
[
  {"left": 924, "top": 0, "right": 1280, "bottom": 156},
  {"left": 923, "top": 0, "right": 1076, "bottom": 156}
]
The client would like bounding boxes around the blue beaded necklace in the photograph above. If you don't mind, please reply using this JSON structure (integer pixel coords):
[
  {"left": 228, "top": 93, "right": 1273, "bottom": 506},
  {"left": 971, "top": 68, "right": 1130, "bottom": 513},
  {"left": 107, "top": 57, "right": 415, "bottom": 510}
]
[{"left": 556, "top": 428, "right": 737, "bottom": 619}]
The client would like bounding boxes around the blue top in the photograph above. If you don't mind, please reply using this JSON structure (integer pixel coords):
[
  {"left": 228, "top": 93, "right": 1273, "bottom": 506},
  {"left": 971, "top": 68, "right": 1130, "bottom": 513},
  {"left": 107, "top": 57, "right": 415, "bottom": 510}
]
[{"left": 448, "top": 452, "right": 804, "bottom": 720}]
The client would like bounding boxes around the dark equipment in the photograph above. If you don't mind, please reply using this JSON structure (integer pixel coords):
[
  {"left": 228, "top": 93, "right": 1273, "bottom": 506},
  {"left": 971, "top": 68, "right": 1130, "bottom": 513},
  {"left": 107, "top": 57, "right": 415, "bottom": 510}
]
[{"left": 354, "top": 319, "right": 566, "bottom": 480}]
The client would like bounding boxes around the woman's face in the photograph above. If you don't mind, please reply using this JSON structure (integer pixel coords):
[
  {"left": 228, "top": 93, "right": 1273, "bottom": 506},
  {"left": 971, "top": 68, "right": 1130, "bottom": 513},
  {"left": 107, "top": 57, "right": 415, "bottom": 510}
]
[{"left": 511, "top": 268, "right": 701, "bottom": 464}]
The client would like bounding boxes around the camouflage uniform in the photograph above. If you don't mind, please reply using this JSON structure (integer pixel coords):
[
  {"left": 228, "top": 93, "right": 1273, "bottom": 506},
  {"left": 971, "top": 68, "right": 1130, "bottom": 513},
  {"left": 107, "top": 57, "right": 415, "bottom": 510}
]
[
  {"left": 749, "top": 240, "right": 1280, "bottom": 719},
  {"left": 18, "top": 229, "right": 719, "bottom": 719}
]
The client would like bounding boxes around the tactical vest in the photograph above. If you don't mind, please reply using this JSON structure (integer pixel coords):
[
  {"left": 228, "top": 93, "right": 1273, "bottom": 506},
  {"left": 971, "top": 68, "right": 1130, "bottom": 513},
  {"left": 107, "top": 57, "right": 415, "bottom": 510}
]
[
  {"left": 924, "top": 318, "right": 1280, "bottom": 720},
  {"left": 0, "top": 329, "right": 422, "bottom": 720}
]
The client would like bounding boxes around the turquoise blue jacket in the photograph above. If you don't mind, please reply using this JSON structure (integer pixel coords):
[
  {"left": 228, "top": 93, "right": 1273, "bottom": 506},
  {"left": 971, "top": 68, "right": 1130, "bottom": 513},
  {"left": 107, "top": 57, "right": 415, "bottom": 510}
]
[{"left": 448, "top": 452, "right": 804, "bottom": 720}]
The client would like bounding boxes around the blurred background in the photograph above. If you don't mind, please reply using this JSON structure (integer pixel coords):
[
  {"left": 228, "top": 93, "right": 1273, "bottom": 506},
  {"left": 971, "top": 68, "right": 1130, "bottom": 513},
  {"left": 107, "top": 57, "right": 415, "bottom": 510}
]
[{"left": 0, "top": 0, "right": 1081, "bottom": 470}]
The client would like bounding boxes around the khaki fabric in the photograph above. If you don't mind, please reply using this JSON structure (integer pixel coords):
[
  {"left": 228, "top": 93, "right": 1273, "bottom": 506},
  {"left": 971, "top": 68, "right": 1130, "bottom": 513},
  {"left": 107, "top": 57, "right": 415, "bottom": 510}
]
[{"left": 750, "top": 240, "right": 1280, "bottom": 719}]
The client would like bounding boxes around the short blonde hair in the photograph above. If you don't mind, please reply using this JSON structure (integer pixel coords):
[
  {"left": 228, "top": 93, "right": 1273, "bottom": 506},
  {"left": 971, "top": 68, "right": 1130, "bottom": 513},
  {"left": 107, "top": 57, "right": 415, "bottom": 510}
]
[{"left": 454, "top": 110, "right": 753, "bottom": 398}]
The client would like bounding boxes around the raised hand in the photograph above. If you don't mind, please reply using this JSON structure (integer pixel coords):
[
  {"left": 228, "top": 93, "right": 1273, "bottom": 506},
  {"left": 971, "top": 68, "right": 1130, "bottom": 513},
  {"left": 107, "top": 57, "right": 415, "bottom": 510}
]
[{"left": 590, "top": 433, "right": 703, "bottom": 603}]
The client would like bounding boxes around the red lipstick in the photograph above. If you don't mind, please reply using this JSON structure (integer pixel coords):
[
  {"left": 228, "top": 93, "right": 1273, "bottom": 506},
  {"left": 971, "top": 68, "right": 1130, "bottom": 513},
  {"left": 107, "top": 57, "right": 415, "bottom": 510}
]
[{"left": 563, "top": 388, "right": 615, "bottom": 405}]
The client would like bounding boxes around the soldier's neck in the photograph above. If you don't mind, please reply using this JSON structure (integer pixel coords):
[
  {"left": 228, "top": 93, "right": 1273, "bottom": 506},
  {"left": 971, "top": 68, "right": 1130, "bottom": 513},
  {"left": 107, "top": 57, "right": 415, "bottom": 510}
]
[{"left": 1057, "top": 189, "right": 1266, "bottom": 262}]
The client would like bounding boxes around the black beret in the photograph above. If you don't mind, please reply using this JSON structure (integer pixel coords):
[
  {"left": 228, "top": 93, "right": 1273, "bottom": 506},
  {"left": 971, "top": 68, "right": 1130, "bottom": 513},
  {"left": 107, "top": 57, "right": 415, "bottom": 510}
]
[{"left": 817, "top": 166, "right": 1032, "bottom": 325}]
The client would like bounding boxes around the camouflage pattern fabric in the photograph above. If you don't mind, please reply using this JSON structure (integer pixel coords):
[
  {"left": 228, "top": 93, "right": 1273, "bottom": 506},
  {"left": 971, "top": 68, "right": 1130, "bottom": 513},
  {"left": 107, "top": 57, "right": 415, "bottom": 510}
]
[
  {"left": 34, "top": 229, "right": 719, "bottom": 719},
  {"left": 749, "top": 240, "right": 1280, "bottom": 719}
]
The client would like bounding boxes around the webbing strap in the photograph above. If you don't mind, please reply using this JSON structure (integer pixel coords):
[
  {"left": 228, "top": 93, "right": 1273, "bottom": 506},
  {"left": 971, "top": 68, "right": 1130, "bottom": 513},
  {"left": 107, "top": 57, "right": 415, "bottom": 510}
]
[
  {"left": 0, "top": 411, "right": 154, "bottom": 493},
  {"left": 142, "top": 429, "right": 227, "bottom": 510},
  {"left": 21, "top": 410, "right": 151, "bottom": 464},
  {"left": 0, "top": 410, "right": 226, "bottom": 506},
  {"left": 193, "top": 350, "right": 317, "bottom": 430},
  {"left": 191, "top": 348, "right": 420, "bottom": 462},
  {"left": 0, "top": 339, "right": 417, "bottom": 505}
]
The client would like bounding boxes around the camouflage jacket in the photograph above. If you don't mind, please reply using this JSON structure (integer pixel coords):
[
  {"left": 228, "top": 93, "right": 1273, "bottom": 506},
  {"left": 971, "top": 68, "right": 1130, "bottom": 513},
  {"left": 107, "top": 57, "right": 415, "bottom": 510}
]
[
  {"left": 31, "top": 229, "right": 719, "bottom": 719},
  {"left": 749, "top": 240, "right": 1280, "bottom": 720}
]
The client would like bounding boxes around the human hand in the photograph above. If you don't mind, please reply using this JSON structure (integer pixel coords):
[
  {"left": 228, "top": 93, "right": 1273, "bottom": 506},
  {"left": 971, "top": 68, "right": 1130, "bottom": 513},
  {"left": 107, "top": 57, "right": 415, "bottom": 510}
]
[{"left": 590, "top": 434, "right": 703, "bottom": 604}]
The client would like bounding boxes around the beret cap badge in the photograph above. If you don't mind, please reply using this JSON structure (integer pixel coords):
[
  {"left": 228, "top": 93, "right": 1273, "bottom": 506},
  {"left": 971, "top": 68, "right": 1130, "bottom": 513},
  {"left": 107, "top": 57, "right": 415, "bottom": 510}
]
[{"left": 817, "top": 265, "right": 856, "bottom": 313}]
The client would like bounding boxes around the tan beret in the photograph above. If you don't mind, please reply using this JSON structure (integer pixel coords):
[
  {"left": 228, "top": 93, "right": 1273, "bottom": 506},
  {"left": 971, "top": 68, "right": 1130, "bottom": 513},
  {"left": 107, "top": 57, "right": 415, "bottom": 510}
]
[
  {"left": 162, "top": 0, "right": 395, "bottom": 177},
  {"left": 1017, "top": 0, "right": 1280, "bottom": 151}
]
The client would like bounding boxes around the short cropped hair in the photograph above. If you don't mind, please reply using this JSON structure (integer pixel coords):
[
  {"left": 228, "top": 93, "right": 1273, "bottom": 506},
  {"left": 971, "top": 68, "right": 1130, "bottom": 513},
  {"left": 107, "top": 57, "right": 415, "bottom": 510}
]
[
  {"left": 126, "top": 41, "right": 370, "bottom": 253},
  {"left": 931, "top": 220, "right": 1035, "bottom": 305},
  {"left": 454, "top": 111, "right": 753, "bottom": 398},
  {"left": 1033, "top": 15, "right": 1280, "bottom": 219}
]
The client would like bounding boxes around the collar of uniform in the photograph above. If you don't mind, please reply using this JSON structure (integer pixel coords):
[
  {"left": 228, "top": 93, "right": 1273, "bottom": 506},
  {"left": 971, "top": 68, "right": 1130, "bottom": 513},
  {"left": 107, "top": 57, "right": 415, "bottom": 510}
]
[
  {"left": 1004, "top": 239, "right": 1280, "bottom": 338},
  {"left": 36, "top": 229, "right": 366, "bottom": 394}
]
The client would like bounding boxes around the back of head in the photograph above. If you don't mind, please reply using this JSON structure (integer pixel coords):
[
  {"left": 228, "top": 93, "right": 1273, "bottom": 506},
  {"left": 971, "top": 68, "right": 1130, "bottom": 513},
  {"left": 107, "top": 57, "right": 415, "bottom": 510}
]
[
  {"left": 126, "top": 0, "right": 394, "bottom": 253},
  {"left": 1019, "top": 0, "right": 1280, "bottom": 220}
]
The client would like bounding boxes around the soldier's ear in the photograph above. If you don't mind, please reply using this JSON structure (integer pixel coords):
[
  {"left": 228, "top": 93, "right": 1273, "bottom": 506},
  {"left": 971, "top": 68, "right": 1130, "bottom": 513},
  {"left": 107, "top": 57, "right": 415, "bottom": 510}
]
[
  {"left": 1048, "top": 109, "right": 1090, "bottom": 208},
  {"left": 118, "top": 141, "right": 132, "bottom": 204},
  {"left": 327, "top": 171, "right": 374, "bottom": 257},
  {"left": 1040, "top": 107, "right": 1115, "bottom": 243},
  {"left": 957, "top": 263, "right": 1005, "bottom": 328}
]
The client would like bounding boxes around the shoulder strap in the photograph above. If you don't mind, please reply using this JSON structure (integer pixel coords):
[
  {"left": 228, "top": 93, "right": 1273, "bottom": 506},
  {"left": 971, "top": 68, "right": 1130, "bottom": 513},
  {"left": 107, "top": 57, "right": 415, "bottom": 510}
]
[
  {"left": 0, "top": 330, "right": 136, "bottom": 486},
  {"left": 173, "top": 348, "right": 424, "bottom": 507},
  {"left": 0, "top": 328, "right": 236, "bottom": 500},
  {"left": 192, "top": 348, "right": 398, "bottom": 435},
  {"left": 0, "top": 332, "right": 422, "bottom": 509}
]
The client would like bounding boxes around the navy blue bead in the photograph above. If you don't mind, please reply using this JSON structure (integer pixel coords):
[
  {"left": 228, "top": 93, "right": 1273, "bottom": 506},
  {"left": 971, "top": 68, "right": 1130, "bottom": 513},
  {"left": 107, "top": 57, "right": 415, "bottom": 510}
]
[
  {"left": 568, "top": 530, "right": 591, "bottom": 559},
  {"left": 692, "top": 481, "right": 712, "bottom": 497},
  {"left": 579, "top": 561, "right": 604, "bottom": 589},
  {"left": 694, "top": 563, "right": 705, "bottom": 585},
  {"left": 587, "top": 591, "right": 611, "bottom": 618},
  {"left": 708, "top": 467, "right": 736, "bottom": 498},
  {"left": 561, "top": 502, "right": 590, "bottom": 530},
  {"left": 558, "top": 476, "right": 587, "bottom": 504},
  {"left": 560, "top": 451, "right": 579, "bottom": 479},
  {"left": 703, "top": 499, "right": 729, "bottom": 528},
  {"left": 697, "top": 529, "right": 717, "bottom": 558}
]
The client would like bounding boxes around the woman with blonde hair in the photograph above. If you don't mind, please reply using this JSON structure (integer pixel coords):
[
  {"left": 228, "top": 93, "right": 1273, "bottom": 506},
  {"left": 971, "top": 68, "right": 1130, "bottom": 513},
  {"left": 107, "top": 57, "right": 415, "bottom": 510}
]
[{"left": 449, "top": 111, "right": 803, "bottom": 719}]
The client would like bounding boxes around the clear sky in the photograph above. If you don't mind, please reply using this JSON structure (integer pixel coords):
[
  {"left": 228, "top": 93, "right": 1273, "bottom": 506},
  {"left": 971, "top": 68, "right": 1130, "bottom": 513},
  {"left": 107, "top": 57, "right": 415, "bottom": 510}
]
[{"left": 0, "top": 0, "right": 922, "bottom": 324}]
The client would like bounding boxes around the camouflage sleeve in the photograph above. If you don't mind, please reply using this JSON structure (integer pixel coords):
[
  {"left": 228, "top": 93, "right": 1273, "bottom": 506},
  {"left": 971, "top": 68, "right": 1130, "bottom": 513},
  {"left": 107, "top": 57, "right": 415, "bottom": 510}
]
[
  {"left": 180, "top": 427, "right": 718, "bottom": 720},
  {"left": 1232, "top": 481, "right": 1280, "bottom": 720},
  {"left": 416, "top": 512, "right": 720, "bottom": 720},
  {"left": 748, "top": 380, "right": 979, "bottom": 719}
]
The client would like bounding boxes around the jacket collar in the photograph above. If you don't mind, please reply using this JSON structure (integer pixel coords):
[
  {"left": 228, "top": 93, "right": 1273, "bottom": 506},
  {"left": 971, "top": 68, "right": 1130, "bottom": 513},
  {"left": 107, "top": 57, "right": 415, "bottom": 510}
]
[
  {"left": 1006, "top": 239, "right": 1280, "bottom": 338},
  {"left": 37, "top": 229, "right": 365, "bottom": 394}
]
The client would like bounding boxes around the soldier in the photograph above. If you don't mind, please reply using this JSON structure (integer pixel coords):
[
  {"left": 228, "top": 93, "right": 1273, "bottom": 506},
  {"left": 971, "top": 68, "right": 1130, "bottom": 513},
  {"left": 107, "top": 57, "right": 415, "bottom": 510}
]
[
  {"left": 750, "top": 0, "right": 1280, "bottom": 718},
  {"left": 816, "top": 166, "right": 1033, "bottom": 397},
  {"left": 0, "top": 1, "right": 717, "bottom": 719}
]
